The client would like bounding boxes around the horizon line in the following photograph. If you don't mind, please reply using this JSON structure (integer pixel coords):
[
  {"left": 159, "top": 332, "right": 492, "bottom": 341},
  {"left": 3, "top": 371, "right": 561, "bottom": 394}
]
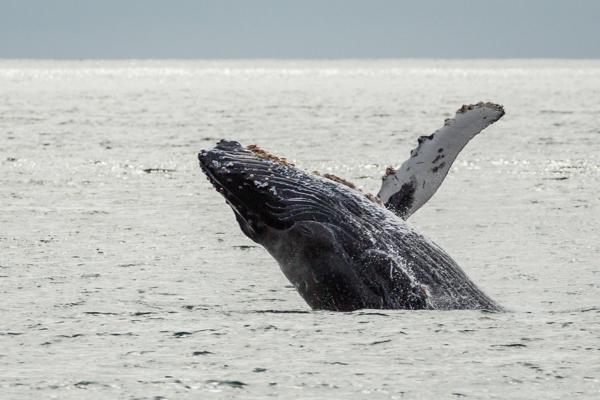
[{"left": 1, "top": 57, "right": 600, "bottom": 62}]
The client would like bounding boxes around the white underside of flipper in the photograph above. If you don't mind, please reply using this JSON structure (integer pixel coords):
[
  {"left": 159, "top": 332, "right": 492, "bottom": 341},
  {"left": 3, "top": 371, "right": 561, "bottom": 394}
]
[{"left": 377, "top": 102, "right": 505, "bottom": 219}]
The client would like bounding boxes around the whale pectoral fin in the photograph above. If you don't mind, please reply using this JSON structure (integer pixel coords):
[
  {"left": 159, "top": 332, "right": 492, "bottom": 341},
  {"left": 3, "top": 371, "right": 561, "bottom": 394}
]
[{"left": 377, "top": 102, "right": 505, "bottom": 219}]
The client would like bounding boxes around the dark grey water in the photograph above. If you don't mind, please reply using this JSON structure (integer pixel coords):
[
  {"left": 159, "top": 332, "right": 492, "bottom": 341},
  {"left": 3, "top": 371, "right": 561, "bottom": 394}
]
[{"left": 1, "top": 60, "right": 599, "bottom": 399}]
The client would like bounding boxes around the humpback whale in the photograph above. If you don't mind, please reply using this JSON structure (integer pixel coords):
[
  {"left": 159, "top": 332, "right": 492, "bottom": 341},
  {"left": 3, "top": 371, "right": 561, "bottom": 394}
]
[{"left": 198, "top": 102, "right": 505, "bottom": 311}]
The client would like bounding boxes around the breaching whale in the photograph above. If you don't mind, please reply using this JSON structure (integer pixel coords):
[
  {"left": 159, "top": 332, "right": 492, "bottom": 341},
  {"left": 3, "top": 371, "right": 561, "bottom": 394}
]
[{"left": 199, "top": 102, "right": 505, "bottom": 311}]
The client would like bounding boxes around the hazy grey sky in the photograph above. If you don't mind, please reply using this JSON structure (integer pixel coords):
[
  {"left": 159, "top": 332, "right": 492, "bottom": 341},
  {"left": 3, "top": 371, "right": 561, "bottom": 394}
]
[{"left": 1, "top": 0, "right": 599, "bottom": 59}]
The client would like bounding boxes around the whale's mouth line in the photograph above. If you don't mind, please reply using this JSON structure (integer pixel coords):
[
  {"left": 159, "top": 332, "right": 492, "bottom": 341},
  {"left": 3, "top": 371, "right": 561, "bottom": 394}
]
[{"left": 199, "top": 158, "right": 255, "bottom": 229}]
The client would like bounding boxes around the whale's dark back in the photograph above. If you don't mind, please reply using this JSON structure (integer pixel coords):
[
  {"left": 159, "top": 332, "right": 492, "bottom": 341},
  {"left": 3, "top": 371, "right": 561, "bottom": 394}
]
[{"left": 199, "top": 140, "right": 501, "bottom": 311}]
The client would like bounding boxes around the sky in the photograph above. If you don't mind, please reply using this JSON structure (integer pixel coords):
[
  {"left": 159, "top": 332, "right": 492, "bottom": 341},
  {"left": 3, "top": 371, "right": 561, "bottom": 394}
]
[{"left": 1, "top": 0, "right": 599, "bottom": 59}]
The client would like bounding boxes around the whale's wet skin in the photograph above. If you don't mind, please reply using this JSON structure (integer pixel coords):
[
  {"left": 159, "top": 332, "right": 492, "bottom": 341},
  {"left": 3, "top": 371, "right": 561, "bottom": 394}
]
[{"left": 199, "top": 136, "right": 501, "bottom": 311}]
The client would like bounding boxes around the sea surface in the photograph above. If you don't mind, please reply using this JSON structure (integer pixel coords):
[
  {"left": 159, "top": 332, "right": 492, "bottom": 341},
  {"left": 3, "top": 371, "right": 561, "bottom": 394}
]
[{"left": 1, "top": 60, "right": 599, "bottom": 399}]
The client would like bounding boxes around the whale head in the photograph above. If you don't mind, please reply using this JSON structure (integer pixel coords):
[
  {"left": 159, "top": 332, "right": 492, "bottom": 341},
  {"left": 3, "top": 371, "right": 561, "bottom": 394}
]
[
  {"left": 199, "top": 140, "right": 295, "bottom": 240},
  {"left": 198, "top": 140, "right": 378, "bottom": 242}
]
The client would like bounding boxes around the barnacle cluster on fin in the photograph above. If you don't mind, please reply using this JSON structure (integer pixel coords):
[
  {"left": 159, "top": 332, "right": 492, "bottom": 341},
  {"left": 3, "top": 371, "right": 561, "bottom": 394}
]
[
  {"left": 409, "top": 102, "right": 504, "bottom": 159},
  {"left": 457, "top": 101, "right": 505, "bottom": 114},
  {"left": 384, "top": 166, "right": 397, "bottom": 176},
  {"left": 246, "top": 144, "right": 294, "bottom": 166}
]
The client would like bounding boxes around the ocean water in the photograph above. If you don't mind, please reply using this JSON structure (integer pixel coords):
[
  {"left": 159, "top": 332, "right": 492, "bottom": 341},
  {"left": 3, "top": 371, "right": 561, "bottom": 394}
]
[{"left": 1, "top": 60, "right": 599, "bottom": 399}]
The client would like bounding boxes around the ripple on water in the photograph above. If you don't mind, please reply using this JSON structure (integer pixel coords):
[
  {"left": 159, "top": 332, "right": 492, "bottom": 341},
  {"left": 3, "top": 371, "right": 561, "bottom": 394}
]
[{"left": 1, "top": 60, "right": 599, "bottom": 399}]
